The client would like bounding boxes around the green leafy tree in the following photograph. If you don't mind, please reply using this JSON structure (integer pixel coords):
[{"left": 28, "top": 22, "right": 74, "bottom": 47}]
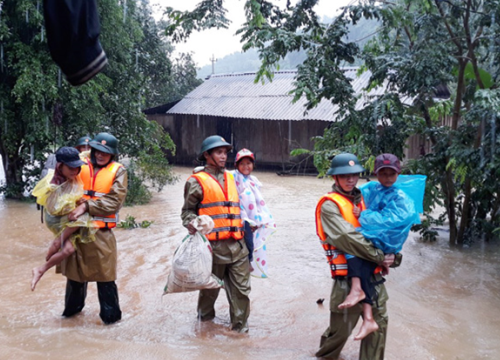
[
  {"left": 135, "top": 7, "right": 202, "bottom": 108},
  {"left": 349, "top": 0, "right": 500, "bottom": 245},
  {"left": 164, "top": 0, "right": 500, "bottom": 245},
  {"left": 0, "top": 0, "right": 200, "bottom": 203}
]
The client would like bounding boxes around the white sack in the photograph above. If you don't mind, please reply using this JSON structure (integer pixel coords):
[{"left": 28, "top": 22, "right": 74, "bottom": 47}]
[{"left": 163, "top": 216, "right": 223, "bottom": 294}]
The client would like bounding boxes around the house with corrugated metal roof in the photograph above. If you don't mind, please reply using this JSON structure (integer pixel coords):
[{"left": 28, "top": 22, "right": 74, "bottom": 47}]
[{"left": 145, "top": 68, "right": 446, "bottom": 171}]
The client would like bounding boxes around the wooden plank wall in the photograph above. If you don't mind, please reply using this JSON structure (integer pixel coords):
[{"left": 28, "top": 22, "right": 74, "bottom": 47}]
[
  {"left": 148, "top": 113, "right": 450, "bottom": 168},
  {"left": 148, "top": 114, "right": 330, "bottom": 170}
]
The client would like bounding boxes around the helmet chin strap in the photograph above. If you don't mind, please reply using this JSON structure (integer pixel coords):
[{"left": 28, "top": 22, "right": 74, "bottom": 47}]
[
  {"left": 333, "top": 175, "right": 351, "bottom": 194},
  {"left": 207, "top": 152, "right": 225, "bottom": 171},
  {"left": 90, "top": 149, "right": 114, "bottom": 168}
]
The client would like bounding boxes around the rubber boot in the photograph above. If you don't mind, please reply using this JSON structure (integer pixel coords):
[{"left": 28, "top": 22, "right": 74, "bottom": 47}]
[
  {"left": 97, "top": 281, "right": 122, "bottom": 324},
  {"left": 62, "top": 279, "right": 87, "bottom": 317}
]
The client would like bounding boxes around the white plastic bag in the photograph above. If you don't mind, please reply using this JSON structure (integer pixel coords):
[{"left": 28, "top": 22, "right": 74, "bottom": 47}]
[{"left": 163, "top": 216, "right": 223, "bottom": 294}]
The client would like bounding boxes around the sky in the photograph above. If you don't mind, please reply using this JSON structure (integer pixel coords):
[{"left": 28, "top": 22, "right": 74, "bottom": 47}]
[{"left": 151, "top": 0, "right": 355, "bottom": 67}]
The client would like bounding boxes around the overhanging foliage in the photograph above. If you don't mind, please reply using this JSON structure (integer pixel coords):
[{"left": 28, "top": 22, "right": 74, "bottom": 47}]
[
  {"left": 164, "top": 0, "right": 500, "bottom": 245},
  {"left": 0, "top": 0, "right": 201, "bottom": 204}
]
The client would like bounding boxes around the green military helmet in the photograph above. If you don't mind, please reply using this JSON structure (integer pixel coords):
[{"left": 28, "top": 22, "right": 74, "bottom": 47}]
[
  {"left": 89, "top": 132, "right": 119, "bottom": 155},
  {"left": 198, "top": 135, "right": 232, "bottom": 161},
  {"left": 75, "top": 135, "right": 92, "bottom": 147},
  {"left": 326, "top": 153, "right": 366, "bottom": 176}
]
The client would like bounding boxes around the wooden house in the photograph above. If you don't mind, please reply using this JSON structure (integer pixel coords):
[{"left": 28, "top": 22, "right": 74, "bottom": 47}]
[{"left": 145, "top": 68, "right": 449, "bottom": 172}]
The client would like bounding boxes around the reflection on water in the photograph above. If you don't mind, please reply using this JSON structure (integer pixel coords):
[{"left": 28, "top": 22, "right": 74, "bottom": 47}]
[{"left": 1, "top": 166, "right": 499, "bottom": 359}]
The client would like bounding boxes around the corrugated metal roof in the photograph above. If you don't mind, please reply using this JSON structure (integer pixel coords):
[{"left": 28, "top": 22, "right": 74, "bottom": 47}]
[
  {"left": 143, "top": 100, "right": 180, "bottom": 115},
  {"left": 166, "top": 68, "right": 399, "bottom": 121}
]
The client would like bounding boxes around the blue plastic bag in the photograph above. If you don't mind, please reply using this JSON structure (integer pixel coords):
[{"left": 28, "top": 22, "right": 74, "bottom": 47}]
[
  {"left": 394, "top": 175, "right": 427, "bottom": 214},
  {"left": 357, "top": 175, "right": 425, "bottom": 253}
]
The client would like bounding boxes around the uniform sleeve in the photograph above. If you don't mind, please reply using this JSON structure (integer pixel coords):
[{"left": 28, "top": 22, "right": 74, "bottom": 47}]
[
  {"left": 43, "top": 0, "right": 107, "bottom": 86},
  {"left": 320, "top": 200, "right": 384, "bottom": 264},
  {"left": 87, "top": 166, "right": 127, "bottom": 216},
  {"left": 392, "top": 252, "right": 403, "bottom": 268},
  {"left": 181, "top": 177, "right": 203, "bottom": 228}
]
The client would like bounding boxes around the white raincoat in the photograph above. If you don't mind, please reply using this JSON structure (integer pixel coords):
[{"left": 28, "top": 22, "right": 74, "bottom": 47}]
[{"left": 232, "top": 170, "right": 276, "bottom": 278}]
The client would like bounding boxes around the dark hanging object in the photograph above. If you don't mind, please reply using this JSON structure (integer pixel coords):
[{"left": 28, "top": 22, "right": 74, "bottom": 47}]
[{"left": 43, "top": 0, "right": 108, "bottom": 86}]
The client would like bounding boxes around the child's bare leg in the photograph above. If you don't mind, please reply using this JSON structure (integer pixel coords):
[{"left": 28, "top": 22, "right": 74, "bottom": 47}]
[
  {"left": 354, "top": 303, "right": 379, "bottom": 341},
  {"left": 46, "top": 237, "right": 61, "bottom": 261},
  {"left": 32, "top": 239, "right": 75, "bottom": 291},
  {"left": 46, "top": 227, "right": 79, "bottom": 261},
  {"left": 338, "top": 277, "right": 366, "bottom": 309}
]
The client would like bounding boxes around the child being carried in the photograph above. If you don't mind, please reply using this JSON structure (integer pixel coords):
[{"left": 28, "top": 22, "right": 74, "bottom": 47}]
[
  {"left": 31, "top": 147, "right": 96, "bottom": 291},
  {"left": 339, "top": 154, "right": 419, "bottom": 341}
]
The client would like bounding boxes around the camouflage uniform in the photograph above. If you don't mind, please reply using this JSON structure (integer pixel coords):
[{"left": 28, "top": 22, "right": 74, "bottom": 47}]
[
  {"left": 315, "top": 186, "right": 402, "bottom": 360},
  {"left": 182, "top": 164, "right": 251, "bottom": 332}
]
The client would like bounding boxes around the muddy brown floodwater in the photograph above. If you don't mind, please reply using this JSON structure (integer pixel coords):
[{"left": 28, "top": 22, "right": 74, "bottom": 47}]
[{"left": 1, "top": 166, "right": 500, "bottom": 360}]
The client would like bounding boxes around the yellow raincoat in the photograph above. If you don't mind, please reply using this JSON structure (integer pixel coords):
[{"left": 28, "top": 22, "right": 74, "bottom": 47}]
[
  {"left": 32, "top": 170, "right": 95, "bottom": 244},
  {"left": 60, "top": 166, "right": 128, "bottom": 282}
]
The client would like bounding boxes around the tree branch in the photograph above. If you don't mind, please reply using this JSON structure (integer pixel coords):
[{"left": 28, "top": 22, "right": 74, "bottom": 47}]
[
  {"left": 417, "top": 98, "right": 438, "bottom": 146},
  {"left": 434, "top": 0, "right": 463, "bottom": 51},
  {"left": 463, "top": 0, "right": 485, "bottom": 89}
]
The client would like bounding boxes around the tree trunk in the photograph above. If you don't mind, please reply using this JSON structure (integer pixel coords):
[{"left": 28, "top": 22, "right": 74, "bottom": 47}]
[
  {"left": 419, "top": 101, "right": 458, "bottom": 245},
  {"left": 457, "top": 178, "right": 471, "bottom": 245},
  {"left": 5, "top": 163, "right": 24, "bottom": 198},
  {"left": 442, "top": 171, "right": 458, "bottom": 245},
  {"left": 445, "top": 59, "right": 468, "bottom": 245},
  {"left": 0, "top": 141, "right": 25, "bottom": 199}
]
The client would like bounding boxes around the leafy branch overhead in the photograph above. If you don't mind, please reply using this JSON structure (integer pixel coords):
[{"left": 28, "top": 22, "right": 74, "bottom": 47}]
[
  {"left": 164, "top": 0, "right": 500, "bottom": 246},
  {"left": 165, "top": 0, "right": 231, "bottom": 42},
  {"left": 0, "top": 0, "right": 201, "bottom": 204}
]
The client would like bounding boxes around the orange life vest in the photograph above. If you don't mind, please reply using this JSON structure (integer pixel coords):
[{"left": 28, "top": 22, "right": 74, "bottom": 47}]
[
  {"left": 316, "top": 192, "right": 369, "bottom": 278},
  {"left": 190, "top": 171, "right": 244, "bottom": 241},
  {"left": 80, "top": 161, "right": 123, "bottom": 229}
]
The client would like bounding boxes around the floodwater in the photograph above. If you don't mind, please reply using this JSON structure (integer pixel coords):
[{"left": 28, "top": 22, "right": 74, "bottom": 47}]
[{"left": 1, "top": 166, "right": 499, "bottom": 360}]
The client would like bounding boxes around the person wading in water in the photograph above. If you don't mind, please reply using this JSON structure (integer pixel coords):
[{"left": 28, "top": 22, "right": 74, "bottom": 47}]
[
  {"left": 315, "top": 153, "right": 402, "bottom": 359},
  {"left": 181, "top": 135, "right": 251, "bottom": 333},
  {"left": 62, "top": 132, "right": 127, "bottom": 325}
]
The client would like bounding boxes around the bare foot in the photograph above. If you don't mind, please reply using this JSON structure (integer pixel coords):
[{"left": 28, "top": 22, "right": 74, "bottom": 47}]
[
  {"left": 338, "top": 288, "right": 366, "bottom": 309},
  {"left": 354, "top": 319, "right": 379, "bottom": 341},
  {"left": 31, "top": 267, "right": 44, "bottom": 291}
]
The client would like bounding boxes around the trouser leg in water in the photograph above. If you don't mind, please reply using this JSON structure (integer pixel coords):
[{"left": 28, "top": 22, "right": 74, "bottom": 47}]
[
  {"left": 62, "top": 279, "right": 87, "bottom": 317},
  {"left": 97, "top": 281, "right": 122, "bottom": 324}
]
